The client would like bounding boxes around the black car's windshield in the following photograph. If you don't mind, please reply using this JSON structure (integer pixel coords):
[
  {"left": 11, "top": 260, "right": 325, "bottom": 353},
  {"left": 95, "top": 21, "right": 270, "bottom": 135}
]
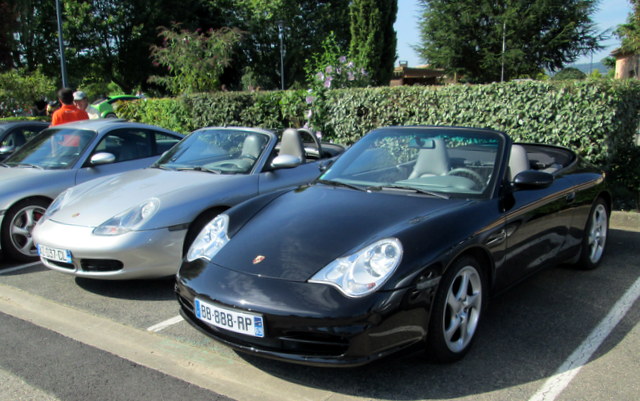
[
  {"left": 154, "top": 128, "right": 271, "bottom": 174},
  {"left": 3, "top": 128, "right": 96, "bottom": 170},
  {"left": 320, "top": 127, "right": 504, "bottom": 198}
]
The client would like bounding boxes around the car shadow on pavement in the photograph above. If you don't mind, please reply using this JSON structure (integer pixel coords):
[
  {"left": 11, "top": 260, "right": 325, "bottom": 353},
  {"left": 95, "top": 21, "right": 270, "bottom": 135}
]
[
  {"left": 230, "top": 228, "right": 640, "bottom": 400},
  {"left": 74, "top": 276, "right": 176, "bottom": 301}
]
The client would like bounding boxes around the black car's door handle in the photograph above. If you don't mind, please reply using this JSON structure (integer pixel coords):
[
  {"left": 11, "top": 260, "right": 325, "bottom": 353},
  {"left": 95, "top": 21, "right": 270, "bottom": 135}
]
[
  {"left": 566, "top": 192, "right": 576, "bottom": 203},
  {"left": 486, "top": 229, "right": 507, "bottom": 246}
]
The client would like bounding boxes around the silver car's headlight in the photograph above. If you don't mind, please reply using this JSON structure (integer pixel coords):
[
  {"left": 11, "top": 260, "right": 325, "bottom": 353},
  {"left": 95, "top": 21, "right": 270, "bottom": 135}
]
[
  {"left": 309, "top": 238, "right": 403, "bottom": 298},
  {"left": 92, "top": 198, "right": 160, "bottom": 236},
  {"left": 39, "top": 188, "right": 73, "bottom": 225},
  {"left": 186, "top": 214, "right": 229, "bottom": 262}
]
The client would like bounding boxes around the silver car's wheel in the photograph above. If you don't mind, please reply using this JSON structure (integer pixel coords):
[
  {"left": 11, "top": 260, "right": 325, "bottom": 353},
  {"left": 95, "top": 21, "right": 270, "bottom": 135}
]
[
  {"left": 1, "top": 199, "right": 49, "bottom": 262},
  {"left": 576, "top": 199, "right": 608, "bottom": 270},
  {"left": 427, "top": 256, "right": 485, "bottom": 362}
]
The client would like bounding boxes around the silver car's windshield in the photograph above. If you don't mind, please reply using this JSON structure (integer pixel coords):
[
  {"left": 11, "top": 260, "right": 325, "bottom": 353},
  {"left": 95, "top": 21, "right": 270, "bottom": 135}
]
[
  {"left": 154, "top": 128, "right": 270, "bottom": 174},
  {"left": 320, "top": 127, "right": 504, "bottom": 198},
  {"left": 4, "top": 128, "right": 96, "bottom": 170}
]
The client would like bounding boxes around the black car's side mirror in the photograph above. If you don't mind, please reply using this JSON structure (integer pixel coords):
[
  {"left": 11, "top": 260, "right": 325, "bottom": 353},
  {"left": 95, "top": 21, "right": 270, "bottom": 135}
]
[{"left": 513, "top": 170, "right": 554, "bottom": 190}]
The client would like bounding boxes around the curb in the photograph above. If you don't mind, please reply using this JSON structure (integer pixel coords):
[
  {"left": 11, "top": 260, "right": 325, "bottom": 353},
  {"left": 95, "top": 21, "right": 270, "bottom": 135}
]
[{"left": 611, "top": 211, "right": 640, "bottom": 232}]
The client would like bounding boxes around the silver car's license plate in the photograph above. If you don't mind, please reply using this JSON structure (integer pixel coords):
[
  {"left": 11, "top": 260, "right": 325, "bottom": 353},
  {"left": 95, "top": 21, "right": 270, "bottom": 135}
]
[
  {"left": 37, "top": 244, "right": 72, "bottom": 264},
  {"left": 195, "top": 298, "right": 264, "bottom": 338}
]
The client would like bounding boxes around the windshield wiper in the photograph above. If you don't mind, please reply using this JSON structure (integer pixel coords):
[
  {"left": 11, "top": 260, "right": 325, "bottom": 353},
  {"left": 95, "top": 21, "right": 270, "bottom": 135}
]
[
  {"left": 176, "top": 166, "right": 222, "bottom": 174},
  {"left": 371, "top": 184, "right": 450, "bottom": 199},
  {"left": 317, "top": 179, "right": 368, "bottom": 192}
]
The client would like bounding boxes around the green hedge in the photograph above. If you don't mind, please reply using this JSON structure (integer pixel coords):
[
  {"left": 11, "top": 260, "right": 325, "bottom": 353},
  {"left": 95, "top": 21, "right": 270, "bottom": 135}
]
[{"left": 117, "top": 80, "right": 640, "bottom": 209}]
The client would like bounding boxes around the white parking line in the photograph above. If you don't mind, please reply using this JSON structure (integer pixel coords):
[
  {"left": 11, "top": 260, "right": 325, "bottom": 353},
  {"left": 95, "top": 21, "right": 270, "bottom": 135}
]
[
  {"left": 0, "top": 261, "right": 42, "bottom": 275},
  {"left": 528, "top": 276, "right": 640, "bottom": 401},
  {"left": 147, "top": 315, "right": 184, "bottom": 332}
]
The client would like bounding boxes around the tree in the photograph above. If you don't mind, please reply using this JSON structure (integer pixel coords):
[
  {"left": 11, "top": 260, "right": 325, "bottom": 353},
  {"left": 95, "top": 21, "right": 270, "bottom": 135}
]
[
  {"left": 551, "top": 67, "right": 586, "bottom": 80},
  {"left": 0, "top": 68, "right": 55, "bottom": 117},
  {"left": 0, "top": 1, "right": 59, "bottom": 76},
  {"left": 62, "top": 0, "right": 222, "bottom": 93},
  {"left": 348, "top": 0, "right": 398, "bottom": 85},
  {"left": 148, "top": 25, "right": 242, "bottom": 94},
  {"left": 225, "top": 0, "right": 351, "bottom": 90},
  {"left": 416, "top": 0, "right": 604, "bottom": 83},
  {"left": 616, "top": 1, "right": 640, "bottom": 53}
]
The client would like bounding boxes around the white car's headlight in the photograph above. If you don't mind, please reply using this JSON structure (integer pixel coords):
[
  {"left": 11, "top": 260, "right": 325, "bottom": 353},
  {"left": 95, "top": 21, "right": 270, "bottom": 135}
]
[
  {"left": 93, "top": 198, "right": 160, "bottom": 236},
  {"left": 186, "top": 214, "right": 229, "bottom": 262},
  {"left": 39, "top": 188, "right": 73, "bottom": 225},
  {"left": 309, "top": 238, "right": 403, "bottom": 298}
]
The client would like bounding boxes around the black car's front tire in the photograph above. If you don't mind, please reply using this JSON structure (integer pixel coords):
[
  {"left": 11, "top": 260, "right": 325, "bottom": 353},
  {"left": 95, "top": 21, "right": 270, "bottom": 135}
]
[
  {"left": 1, "top": 198, "right": 50, "bottom": 262},
  {"left": 427, "top": 255, "right": 486, "bottom": 362},
  {"left": 576, "top": 198, "right": 609, "bottom": 270}
]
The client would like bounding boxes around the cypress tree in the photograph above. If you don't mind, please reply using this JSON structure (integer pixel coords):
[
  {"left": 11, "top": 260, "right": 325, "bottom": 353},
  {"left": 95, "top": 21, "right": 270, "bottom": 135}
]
[{"left": 349, "top": 0, "right": 398, "bottom": 85}]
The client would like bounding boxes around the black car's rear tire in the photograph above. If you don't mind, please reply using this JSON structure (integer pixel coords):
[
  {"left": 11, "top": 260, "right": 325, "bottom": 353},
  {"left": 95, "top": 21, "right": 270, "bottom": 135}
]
[
  {"left": 1, "top": 198, "right": 50, "bottom": 262},
  {"left": 575, "top": 198, "right": 609, "bottom": 270},
  {"left": 427, "top": 255, "right": 486, "bottom": 363}
]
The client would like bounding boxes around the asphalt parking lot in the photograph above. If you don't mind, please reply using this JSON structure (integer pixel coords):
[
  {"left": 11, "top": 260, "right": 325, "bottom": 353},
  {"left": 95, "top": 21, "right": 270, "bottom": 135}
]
[{"left": 0, "top": 212, "right": 638, "bottom": 401}]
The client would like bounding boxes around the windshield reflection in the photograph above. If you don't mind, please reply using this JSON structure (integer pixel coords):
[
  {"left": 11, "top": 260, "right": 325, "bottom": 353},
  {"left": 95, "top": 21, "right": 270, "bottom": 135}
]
[
  {"left": 155, "top": 129, "right": 270, "bottom": 174},
  {"left": 320, "top": 127, "right": 503, "bottom": 198},
  {"left": 4, "top": 128, "right": 96, "bottom": 170}
]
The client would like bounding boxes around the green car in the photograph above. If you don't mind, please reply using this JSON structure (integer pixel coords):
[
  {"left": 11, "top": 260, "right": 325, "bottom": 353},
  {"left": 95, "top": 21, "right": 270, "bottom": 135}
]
[{"left": 92, "top": 95, "right": 141, "bottom": 118}]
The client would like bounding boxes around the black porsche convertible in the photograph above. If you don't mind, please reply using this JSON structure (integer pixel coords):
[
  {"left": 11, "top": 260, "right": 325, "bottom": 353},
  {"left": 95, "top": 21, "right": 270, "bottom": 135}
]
[{"left": 175, "top": 126, "right": 610, "bottom": 367}]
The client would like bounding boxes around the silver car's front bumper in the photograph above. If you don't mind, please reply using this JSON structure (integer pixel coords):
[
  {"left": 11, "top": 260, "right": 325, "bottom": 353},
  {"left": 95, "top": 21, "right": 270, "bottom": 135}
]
[{"left": 33, "top": 219, "right": 187, "bottom": 279}]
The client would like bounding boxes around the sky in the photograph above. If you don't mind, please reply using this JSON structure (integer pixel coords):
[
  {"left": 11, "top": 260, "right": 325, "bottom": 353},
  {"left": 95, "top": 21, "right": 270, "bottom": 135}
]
[{"left": 395, "top": 0, "right": 633, "bottom": 68}]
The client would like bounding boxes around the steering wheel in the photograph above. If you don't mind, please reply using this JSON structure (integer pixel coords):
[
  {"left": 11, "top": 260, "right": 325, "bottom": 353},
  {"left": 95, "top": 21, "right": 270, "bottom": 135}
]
[
  {"left": 207, "top": 159, "right": 251, "bottom": 172},
  {"left": 448, "top": 168, "right": 484, "bottom": 189}
]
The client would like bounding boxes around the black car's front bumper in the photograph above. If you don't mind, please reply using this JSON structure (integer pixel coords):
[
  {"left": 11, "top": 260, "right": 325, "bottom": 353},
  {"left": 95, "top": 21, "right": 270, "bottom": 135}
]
[{"left": 175, "top": 260, "right": 437, "bottom": 367}]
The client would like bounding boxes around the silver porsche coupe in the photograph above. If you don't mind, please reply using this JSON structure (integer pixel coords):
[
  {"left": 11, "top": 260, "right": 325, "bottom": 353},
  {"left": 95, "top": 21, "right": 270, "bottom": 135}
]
[{"left": 33, "top": 127, "right": 344, "bottom": 279}]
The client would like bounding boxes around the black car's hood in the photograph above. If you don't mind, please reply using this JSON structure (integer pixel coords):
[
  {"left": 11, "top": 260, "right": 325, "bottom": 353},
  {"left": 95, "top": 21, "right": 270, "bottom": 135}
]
[{"left": 215, "top": 184, "right": 469, "bottom": 282}]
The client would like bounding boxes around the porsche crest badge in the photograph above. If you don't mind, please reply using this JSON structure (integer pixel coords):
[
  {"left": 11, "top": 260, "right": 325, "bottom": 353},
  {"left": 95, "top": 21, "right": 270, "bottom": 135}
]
[{"left": 253, "top": 255, "right": 266, "bottom": 264}]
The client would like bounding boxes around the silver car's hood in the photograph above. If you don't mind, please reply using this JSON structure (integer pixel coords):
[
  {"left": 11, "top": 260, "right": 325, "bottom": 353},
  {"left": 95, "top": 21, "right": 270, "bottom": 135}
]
[
  {"left": 50, "top": 168, "right": 258, "bottom": 228},
  {"left": 0, "top": 166, "right": 75, "bottom": 210}
]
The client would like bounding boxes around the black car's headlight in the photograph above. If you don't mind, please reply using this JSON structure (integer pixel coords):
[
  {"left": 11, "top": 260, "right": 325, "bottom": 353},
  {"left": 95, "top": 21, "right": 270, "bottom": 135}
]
[
  {"left": 309, "top": 238, "right": 403, "bottom": 298},
  {"left": 93, "top": 198, "right": 160, "bottom": 236},
  {"left": 186, "top": 214, "right": 229, "bottom": 262}
]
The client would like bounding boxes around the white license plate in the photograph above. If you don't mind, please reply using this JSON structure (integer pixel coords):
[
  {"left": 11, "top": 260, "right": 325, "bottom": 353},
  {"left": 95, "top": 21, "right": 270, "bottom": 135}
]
[
  {"left": 37, "top": 244, "right": 72, "bottom": 264},
  {"left": 195, "top": 298, "right": 264, "bottom": 338}
]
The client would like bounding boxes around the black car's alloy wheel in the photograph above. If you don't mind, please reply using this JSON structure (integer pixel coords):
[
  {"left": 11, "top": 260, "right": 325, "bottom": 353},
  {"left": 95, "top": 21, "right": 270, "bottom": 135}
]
[
  {"left": 427, "top": 256, "right": 485, "bottom": 362},
  {"left": 577, "top": 198, "right": 609, "bottom": 270},
  {"left": 1, "top": 198, "right": 50, "bottom": 262}
]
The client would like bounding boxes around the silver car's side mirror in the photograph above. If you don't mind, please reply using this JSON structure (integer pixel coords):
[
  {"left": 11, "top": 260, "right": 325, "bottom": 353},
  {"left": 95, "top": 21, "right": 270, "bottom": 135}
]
[
  {"left": 90, "top": 152, "right": 116, "bottom": 166},
  {"left": 271, "top": 154, "right": 302, "bottom": 169}
]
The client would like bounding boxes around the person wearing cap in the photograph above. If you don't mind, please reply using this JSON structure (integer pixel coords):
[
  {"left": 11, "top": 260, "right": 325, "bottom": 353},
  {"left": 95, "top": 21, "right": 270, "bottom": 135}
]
[
  {"left": 50, "top": 88, "right": 89, "bottom": 126},
  {"left": 73, "top": 91, "right": 100, "bottom": 119}
]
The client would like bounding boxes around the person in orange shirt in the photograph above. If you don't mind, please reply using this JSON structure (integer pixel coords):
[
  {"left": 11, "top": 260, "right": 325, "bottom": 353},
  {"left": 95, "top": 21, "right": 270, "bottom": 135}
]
[{"left": 50, "top": 88, "right": 89, "bottom": 126}]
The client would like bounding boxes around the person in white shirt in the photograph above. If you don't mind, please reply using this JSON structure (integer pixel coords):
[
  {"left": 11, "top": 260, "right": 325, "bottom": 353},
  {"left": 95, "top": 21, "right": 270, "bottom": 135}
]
[{"left": 73, "top": 91, "right": 100, "bottom": 119}]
